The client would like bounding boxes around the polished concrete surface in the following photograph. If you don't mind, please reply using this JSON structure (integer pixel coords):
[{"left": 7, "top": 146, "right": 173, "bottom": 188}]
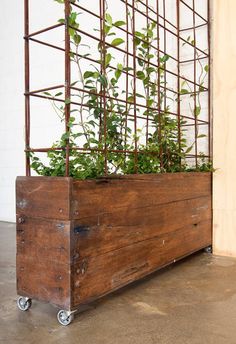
[{"left": 1, "top": 221, "right": 236, "bottom": 344}]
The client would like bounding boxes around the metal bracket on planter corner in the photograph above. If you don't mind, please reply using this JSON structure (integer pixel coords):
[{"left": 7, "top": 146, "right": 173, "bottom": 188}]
[{"left": 74, "top": 226, "right": 90, "bottom": 234}]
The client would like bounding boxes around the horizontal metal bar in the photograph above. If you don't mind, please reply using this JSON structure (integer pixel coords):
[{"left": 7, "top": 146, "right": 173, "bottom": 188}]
[
  {"left": 25, "top": 146, "right": 210, "bottom": 159},
  {"left": 180, "top": 23, "right": 208, "bottom": 32},
  {"left": 26, "top": 92, "right": 209, "bottom": 125},
  {"left": 26, "top": 23, "right": 64, "bottom": 39},
  {"left": 180, "top": 56, "right": 208, "bottom": 64},
  {"left": 29, "top": 84, "right": 64, "bottom": 95}
]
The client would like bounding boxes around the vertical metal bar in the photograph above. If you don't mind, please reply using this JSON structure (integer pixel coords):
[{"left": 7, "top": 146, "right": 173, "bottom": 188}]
[
  {"left": 207, "top": 0, "right": 212, "bottom": 161},
  {"left": 193, "top": 0, "right": 198, "bottom": 168},
  {"left": 99, "top": 0, "right": 103, "bottom": 145},
  {"left": 146, "top": 0, "right": 150, "bottom": 146},
  {"left": 157, "top": 0, "right": 163, "bottom": 170},
  {"left": 125, "top": 0, "right": 129, "bottom": 161},
  {"left": 24, "top": 0, "right": 31, "bottom": 176},
  {"left": 176, "top": 0, "right": 181, "bottom": 168},
  {"left": 132, "top": 0, "right": 138, "bottom": 173},
  {"left": 65, "top": 0, "right": 71, "bottom": 176},
  {"left": 163, "top": 0, "right": 168, "bottom": 168},
  {"left": 100, "top": 0, "right": 108, "bottom": 175}
]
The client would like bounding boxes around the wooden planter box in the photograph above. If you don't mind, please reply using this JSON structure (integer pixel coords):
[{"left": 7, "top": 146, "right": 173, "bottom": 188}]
[{"left": 16, "top": 173, "right": 212, "bottom": 314}]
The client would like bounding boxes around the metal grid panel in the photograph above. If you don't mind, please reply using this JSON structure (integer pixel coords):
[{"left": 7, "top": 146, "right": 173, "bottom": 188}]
[{"left": 24, "top": 0, "right": 211, "bottom": 177}]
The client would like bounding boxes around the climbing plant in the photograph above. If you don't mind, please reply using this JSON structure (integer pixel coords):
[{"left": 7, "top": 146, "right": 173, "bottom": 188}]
[{"left": 30, "top": 0, "right": 213, "bottom": 179}]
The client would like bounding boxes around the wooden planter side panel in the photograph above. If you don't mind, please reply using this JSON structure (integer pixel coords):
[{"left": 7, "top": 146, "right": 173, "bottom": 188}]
[
  {"left": 71, "top": 173, "right": 211, "bottom": 219},
  {"left": 16, "top": 177, "right": 72, "bottom": 220},
  {"left": 71, "top": 196, "right": 211, "bottom": 258},
  {"left": 16, "top": 217, "right": 72, "bottom": 309},
  {"left": 16, "top": 177, "right": 73, "bottom": 309},
  {"left": 70, "top": 173, "right": 212, "bottom": 308},
  {"left": 72, "top": 220, "right": 211, "bottom": 306},
  {"left": 16, "top": 173, "right": 212, "bottom": 311}
]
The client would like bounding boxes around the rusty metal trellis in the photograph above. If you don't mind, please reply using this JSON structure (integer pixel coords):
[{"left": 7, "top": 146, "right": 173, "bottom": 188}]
[{"left": 24, "top": 0, "right": 211, "bottom": 177}]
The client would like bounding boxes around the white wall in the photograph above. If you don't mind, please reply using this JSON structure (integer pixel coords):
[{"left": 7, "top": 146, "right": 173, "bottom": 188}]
[
  {"left": 0, "top": 1, "right": 63, "bottom": 222},
  {"left": 0, "top": 1, "right": 25, "bottom": 222}
]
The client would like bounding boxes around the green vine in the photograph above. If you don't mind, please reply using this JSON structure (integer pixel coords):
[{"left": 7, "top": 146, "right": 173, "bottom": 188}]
[{"left": 30, "top": 0, "right": 213, "bottom": 179}]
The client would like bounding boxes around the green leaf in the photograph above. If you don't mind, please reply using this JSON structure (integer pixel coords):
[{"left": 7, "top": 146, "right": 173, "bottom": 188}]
[
  {"left": 161, "top": 54, "right": 169, "bottom": 63},
  {"left": 185, "top": 146, "right": 193, "bottom": 154},
  {"left": 69, "top": 28, "right": 75, "bottom": 38},
  {"left": 134, "top": 37, "right": 141, "bottom": 46},
  {"left": 84, "top": 71, "right": 95, "bottom": 79},
  {"left": 105, "top": 53, "right": 112, "bottom": 67},
  {"left": 55, "top": 92, "right": 63, "bottom": 97},
  {"left": 194, "top": 106, "right": 201, "bottom": 116},
  {"left": 61, "top": 132, "right": 70, "bottom": 140},
  {"left": 98, "top": 74, "right": 108, "bottom": 87},
  {"left": 111, "top": 38, "right": 125, "bottom": 47},
  {"left": 123, "top": 67, "right": 133, "bottom": 72},
  {"left": 105, "top": 13, "right": 113, "bottom": 26},
  {"left": 113, "top": 21, "right": 126, "bottom": 27},
  {"left": 127, "top": 96, "right": 134, "bottom": 103},
  {"left": 65, "top": 98, "right": 71, "bottom": 105},
  {"left": 180, "top": 89, "right": 189, "bottom": 95},
  {"left": 204, "top": 65, "right": 209, "bottom": 73},
  {"left": 74, "top": 34, "right": 81, "bottom": 45},
  {"left": 71, "top": 81, "right": 78, "bottom": 86},
  {"left": 197, "top": 134, "right": 206, "bottom": 138},
  {"left": 115, "top": 69, "right": 122, "bottom": 80},
  {"left": 146, "top": 67, "right": 156, "bottom": 74},
  {"left": 104, "top": 24, "right": 111, "bottom": 35},
  {"left": 147, "top": 99, "right": 154, "bottom": 107},
  {"left": 137, "top": 58, "right": 144, "bottom": 67},
  {"left": 136, "top": 93, "right": 145, "bottom": 98},
  {"left": 136, "top": 71, "right": 145, "bottom": 80}
]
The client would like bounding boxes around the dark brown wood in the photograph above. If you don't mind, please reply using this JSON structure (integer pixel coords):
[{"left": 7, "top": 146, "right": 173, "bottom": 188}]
[
  {"left": 16, "top": 176, "right": 72, "bottom": 220},
  {"left": 16, "top": 216, "right": 72, "bottom": 308},
  {"left": 71, "top": 220, "right": 211, "bottom": 307},
  {"left": 72, "top": 173, "right": 211, "bottom": 219},
  {"left": 16, "top": 217, "right": 71, "bottom": 264},
  {"left": 71, "top": 196, "right": 211, "bottom": 258},
  {"left": 16, "top": 257, "right": 71, "bottom": 308},
  {"left": 16, "top": 173, "right": 212, "bottom": 311}
]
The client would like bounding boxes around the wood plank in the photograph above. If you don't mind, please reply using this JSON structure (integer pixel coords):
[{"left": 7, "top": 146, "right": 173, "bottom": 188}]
[
  {"left": 71, "top": 220, "right": 212, "bottom": 308},
  {"left": 16, "top": 216, "right": 72, "bottom": 264},
  {"left": 72, "top": 173, "right": 212, "bottom": 219},
  {"left": 16, "top": 257, "right": 71, "bottom": 309},
  {"left": 71, "top": 196, "right": 212, "bottom": 259},
  {"left": 16, "top": 176, "right": 72, "bottom": 220}
]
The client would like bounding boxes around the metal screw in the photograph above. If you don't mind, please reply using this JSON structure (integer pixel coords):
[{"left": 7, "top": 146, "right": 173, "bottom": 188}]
[
  {"left": 18, "top": 217, "right": 25, "bottom": 224},
  {"left": 56, "top": 223, "right": 65, "bottom": 230}
]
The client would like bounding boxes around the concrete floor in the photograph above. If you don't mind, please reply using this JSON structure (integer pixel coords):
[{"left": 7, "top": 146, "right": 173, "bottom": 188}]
[{"left": 1, "top": 222, "right": 236, "bottom": 344}]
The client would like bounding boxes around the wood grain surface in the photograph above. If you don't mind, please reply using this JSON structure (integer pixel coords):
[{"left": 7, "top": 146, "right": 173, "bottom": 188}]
[{"left": 16, "top": 173, "right": 212, "bottom": 311}]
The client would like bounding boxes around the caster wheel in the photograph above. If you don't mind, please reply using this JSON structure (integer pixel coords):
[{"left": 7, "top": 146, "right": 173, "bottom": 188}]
[
  {"left": 57, "top": 310, "right": 74, "bottom": 326},
  {"left": 204, "top": 246, "right": 212, "bottom": 254},
  {"left": 17, "top": 297, "right": 32, "bottom": 311}
]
